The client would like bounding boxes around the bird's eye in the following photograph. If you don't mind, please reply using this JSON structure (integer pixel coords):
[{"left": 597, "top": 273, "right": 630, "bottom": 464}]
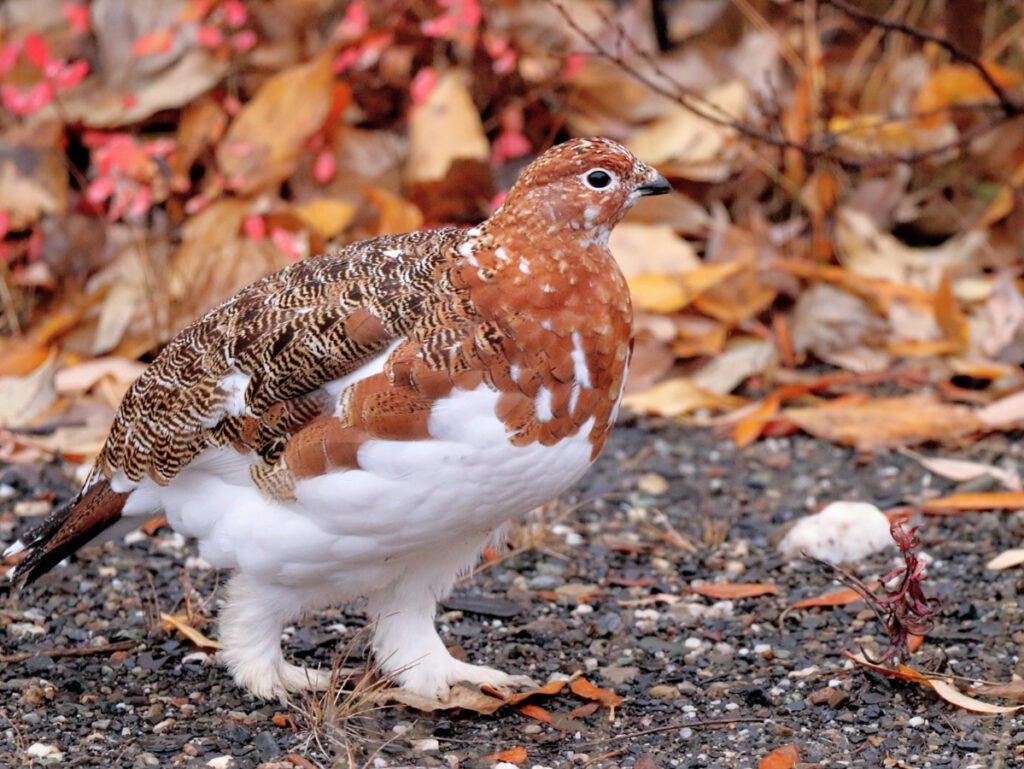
[{"left": 584, "top": 169, "right": 613, "bottom": 189}]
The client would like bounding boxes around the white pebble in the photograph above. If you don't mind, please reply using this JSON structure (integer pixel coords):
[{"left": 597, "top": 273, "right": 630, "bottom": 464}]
[
  {"left": 908, "top": 716, "right": 925, "bottom": 727},
  {"left": 206, "top": 757, "right": 233, "bottom": 769}
]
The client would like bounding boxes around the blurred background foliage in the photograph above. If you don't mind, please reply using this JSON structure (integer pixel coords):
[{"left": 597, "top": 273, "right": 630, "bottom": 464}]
[{"left": 1, "top": 0, "right": 1024, "bottom": 463}]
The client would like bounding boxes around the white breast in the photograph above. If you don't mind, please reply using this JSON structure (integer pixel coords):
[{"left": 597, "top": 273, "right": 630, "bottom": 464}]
[{"left": 128, "top": 385, "right": 597, "bottom": 592}]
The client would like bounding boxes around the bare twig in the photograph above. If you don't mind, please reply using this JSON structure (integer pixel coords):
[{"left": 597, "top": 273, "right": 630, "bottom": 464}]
[
  {"left": 545, "top": 0, "right": 1018, "bottom": 170},
  {"left": 0, "top": 639, "right": 138, "bottom": 663},
  {"left": 824, "top": 0, "right": 1022, "bottom": 117}
]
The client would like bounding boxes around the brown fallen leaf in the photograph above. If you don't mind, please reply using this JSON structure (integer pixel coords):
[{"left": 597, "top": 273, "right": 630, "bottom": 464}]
[
  {"left": 484, "top": 746, "right": 528, "bottom": 763},
  {"left": 690, "top": 582, "right": 779, "bottom": 600},
  {"left": 903, "top": 451, "right": 1021, "bottom": 492},
  {"left": 758, "top": 744, "right": 799, "bottom": 769},
  {"left": 627, "top": 261, "right": 744, "bottom": 313},
  {"left": 407, "top": 70, "right": 490, "bottom": 184},
  {"left": 567, "top": 700, "right": 601, "bottom": 719},
  {"left": 217, "top": 54, "right": 334, "bottom": 194},
  {"left": 141, "top": 517, "right": 168, "bottom": 536},
  {"left": 569, "top": 677, "right": 623, "bottom": 708},
  {"left": 921, "top": 491, "right": 1024, "bottom": 514},
  {"left": 381, "top": 683, "right": 506, "bottom": 714},
  {"left": 622, "top": 376, "right": 746, "bottom": 419},
  {"left": 788, "top": 582, "right": 881, "bottom": 610},
  {"left": 159, "top": 612, "right": 221, "bottom": 651},
  {"left": 783, "top": 395, "right": 982, "bottom": 451}
]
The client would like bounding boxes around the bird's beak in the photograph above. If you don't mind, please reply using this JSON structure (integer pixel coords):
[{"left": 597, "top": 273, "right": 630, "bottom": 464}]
[{"left": 636, "top": 170, "right": 672, "bottom": 196}]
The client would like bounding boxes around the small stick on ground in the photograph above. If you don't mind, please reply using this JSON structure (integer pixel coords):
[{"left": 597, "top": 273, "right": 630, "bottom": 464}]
[{"left": 0, "top": 639, "right": 139, "bottom": 664}]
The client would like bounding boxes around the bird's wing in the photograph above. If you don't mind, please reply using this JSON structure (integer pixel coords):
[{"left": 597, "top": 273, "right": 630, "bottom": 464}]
[
  {"left": 97, "top": 228, "right": 464, "bottom": 491},
  {"left": 10, "top": 229, "right": 468, "bottom": 585}
]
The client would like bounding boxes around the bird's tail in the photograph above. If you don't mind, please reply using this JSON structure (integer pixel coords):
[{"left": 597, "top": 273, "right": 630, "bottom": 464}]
[{"left": 5, "top": 478, "right": 129, "bottom": 586}]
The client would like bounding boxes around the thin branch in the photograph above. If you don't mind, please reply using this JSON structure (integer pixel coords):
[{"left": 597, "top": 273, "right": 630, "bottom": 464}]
[
  {"left": 546, "top": 0, "right": 1016, "bottom": 170},
  {"left": 0, "top": 639, "right": 139, "bottom": 663},
  {"left": 824, "top": 0, "right": 1022, "bottom": 117}
]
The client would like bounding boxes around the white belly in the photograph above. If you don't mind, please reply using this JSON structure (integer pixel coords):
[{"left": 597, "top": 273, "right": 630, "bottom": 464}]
[{"left": 124, "top": 386, "right": 596, "bottom": 591}]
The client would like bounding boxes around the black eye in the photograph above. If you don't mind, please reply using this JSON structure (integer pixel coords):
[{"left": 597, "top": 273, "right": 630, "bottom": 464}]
[{"left": 585, "top": 170, "right": 612, "bottom": 189}]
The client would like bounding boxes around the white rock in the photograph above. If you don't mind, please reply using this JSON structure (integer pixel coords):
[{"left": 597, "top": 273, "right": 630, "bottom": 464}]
[
  {"left": 778, "top": 501, "right": 892, "bottom": 562},
  {"left": 908, "top": 716, "right": 925, "bottom": 727},
  {"left": 206, "top": 757, "right": 233, "bottom": 769},
  {"left": 27, "top": 744, "right": 63, "bottom": 763},
  {"left": 411, "top": 738, "right": 440, "bottom": 752}
]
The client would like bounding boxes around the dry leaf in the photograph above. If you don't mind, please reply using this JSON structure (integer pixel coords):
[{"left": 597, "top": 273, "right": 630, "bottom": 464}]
[
  {"left": 986, "top": 549, "right": 1024, "bottom": 571},
  {"left": 294, "top": 198, "right": 356, "bottom": 239},
  {"left": 517, "top": 704, "right": 553, "bottom": 724},
  {"left": 790, "top": 283, "right": 889, "bottom": 372},
  {"left": 977, "top": 391, "right": 1024, "bottom": 428},
  {"left": 789, "top": 582, "right": 881, "bottom": 610},
  {"left": 628, "top": 80, "right": 748, "bottom": 182},
  {"left": 569, "top": 677, "right": 623, "bottom": 708},
  {"left": 0, "top": 349, "right": 59, "bottom": 428},
  {"left": 972, "top": 680, "right": 1024, "bottom": 702},
  {"left": 691, "top": 338, "right": 778, "bottom": 395},
  {"left": 758, "top": 744, "right": 799, "bottom": 769},
  {"left": 380, "top": 683, "right": 506, "bottom": 714},
  {"left": 783, "top": 395, "right": 982, "bottom": 451},
  {"left": 407, "top": 70, "right": 490, "bottom": 184},
  {"left": 922, "top": 491, "right": 1024, "bottom": 514},
  {"left": 217, "top": 54, "right": 334, "bottom": 194},
  {"left": 484, "top": 746, "right": 528, "bottom": 763},
  {"left": 627, "top": 261, "right": 744, "bottom": 314},
  {"left": 609, "top": 223, "right": 700, "bottom": 277},
  {"left": 689, "top": 582, "right": 779, "bottom": 600},
  {"left": 0, "top": 120, "right": 68, "bottom": 229},
  {"left": 836, "top": 208, "right": 985, "bottom": 293},
  {"left": 92, "top": 282, "right": 140, "bottom": 355},
  {"left": 622, "top": 377, "right": 746, "bottom": 418},
  {"left": 365, "top": 187, "right": 424, "bottom": 236},
  {"left": 159, "top": 612, "right": 221, "bottom": 651},
  {"left": 55, "top": 358, "right": 147, "bottom": 394},
  {"left": 905, "top": 452, "right": 1021, "bottom": 492},
  {"left": 930, "top": 679, "right": 1024, "bottom": 715}
]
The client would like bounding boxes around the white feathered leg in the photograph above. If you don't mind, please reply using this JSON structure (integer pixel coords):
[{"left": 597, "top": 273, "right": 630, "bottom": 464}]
[
  {"left": 368, "top": 534, "right": 535, "bottom": 700},
  {"left": 219, "top": 572, "right": 331, "bottom": 700}
]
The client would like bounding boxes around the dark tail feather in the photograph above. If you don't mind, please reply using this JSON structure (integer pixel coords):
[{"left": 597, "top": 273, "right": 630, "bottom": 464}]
[{"left": 8, "top": 479, "right": 129, "bottom": 586}]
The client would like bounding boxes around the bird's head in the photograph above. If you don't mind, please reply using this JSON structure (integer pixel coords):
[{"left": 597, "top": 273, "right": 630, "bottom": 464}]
[{"left": 492, "top": 137, "right": 671, "bottom": 245}]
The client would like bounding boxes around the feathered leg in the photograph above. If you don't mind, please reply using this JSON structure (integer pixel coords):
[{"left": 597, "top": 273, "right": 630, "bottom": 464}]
[
  {"left": 219, "top": 572, "right": 331, "bottom": 700},
  {"left": 368, "top": 533, "right": 535, "bottom": 700}
]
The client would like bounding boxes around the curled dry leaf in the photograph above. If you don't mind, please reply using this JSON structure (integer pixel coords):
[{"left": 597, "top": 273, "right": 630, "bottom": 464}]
[
  {"left": 689, "top": 582, "right": 779, "bottom": 600},
  {"left": 627, "top": 261, "right": 744, "bottom": 314},
  {"left": 609, "top": 223, "right": 700, "bottom": 278},
  {"left": 0, "top": 349, "right": 58, "bottom": 429},
  {"left": 905, "top": 452, "right": 1021, "bottom": 492},
  {"left": 159, "top": 612, "right": 221, "bottom": 651},
  {"left": 758, "top": 744, "right": 799, "bottom": 769}
]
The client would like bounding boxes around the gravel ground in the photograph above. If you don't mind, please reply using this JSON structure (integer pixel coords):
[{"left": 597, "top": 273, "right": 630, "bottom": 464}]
[{"left": 2, "top": 417, "right": 1023, "bottom": 769}]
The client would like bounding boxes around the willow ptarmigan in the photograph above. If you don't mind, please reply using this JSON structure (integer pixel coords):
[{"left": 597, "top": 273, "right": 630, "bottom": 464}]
[{"left": 7, "top": 137, "right": 670, "bottom": 700}]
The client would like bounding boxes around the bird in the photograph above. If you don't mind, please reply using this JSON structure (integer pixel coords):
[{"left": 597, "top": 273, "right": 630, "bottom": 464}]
[{"left": 6, "top": 137, "right": 671, "bottom": 701}]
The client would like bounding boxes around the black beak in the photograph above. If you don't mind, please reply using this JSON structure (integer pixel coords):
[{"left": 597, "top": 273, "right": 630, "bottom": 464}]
[{"left": 637, "top": 172, "right": 671, "bottom": 196}]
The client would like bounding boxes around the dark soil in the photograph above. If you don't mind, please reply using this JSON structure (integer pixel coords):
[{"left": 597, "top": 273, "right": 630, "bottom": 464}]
[{"left": 3, "top": 418, "right": 1023, "bottom": 769}]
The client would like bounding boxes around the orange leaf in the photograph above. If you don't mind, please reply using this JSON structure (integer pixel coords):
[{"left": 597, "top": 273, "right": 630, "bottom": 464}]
[
  {"left": 483, "top": 678, "right": 566, "bottom": 706},
  {"left": 922, "top": 491, "right": 1024, "bottom": 514},
  {"left": 758, "top": 744, "right": 799, "bottom": 769},
  {"left": 484, "top": 746, "right": 528, "bottom": 763},
  {"left": 518, "top": 704, "right": 552, "bottom": 724},
  {"left": 907, "top": 633, "right": 925, "bottom": 654},
  {"left": 690, "top": 582, "right": 779, "bottom": 600},
  {"left": 131, "top": 28, "right": 174, "bottom": 56},
  {"left": 570, "top": 677, "right": 623, "bottom": 708},
  {"left": 141, "top": 516, "right": 167, "bottom": 535},
  {"left": 788, "top": 581, "right": 881, "bottom": 609},
  {"left": 733, "top": 396, "right": 780, "bottom": 448}
]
